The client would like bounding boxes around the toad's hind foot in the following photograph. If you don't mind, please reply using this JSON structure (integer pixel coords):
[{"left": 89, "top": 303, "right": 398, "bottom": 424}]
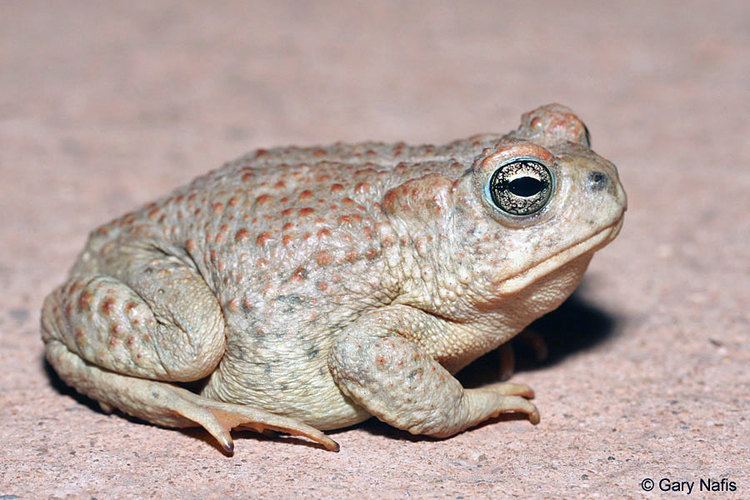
[
  {"left": 498, "top": 328, "right": 549, "bottom": 381},
  {"left": 45, "top": 340, "right": 339, "bottom": 452},
  {"left": 195, "top": 400, "right": 340, "bottom": 453}
]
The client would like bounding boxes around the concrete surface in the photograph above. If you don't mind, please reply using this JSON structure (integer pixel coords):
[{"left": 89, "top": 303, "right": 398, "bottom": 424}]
[{"left": 1, "top": 1, "right": 748, "bottom": 497}]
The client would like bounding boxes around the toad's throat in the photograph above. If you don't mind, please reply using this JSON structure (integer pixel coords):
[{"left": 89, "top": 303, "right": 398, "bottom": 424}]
[{"left": 495, "top": 216, "right": 624, "bottom": 295}]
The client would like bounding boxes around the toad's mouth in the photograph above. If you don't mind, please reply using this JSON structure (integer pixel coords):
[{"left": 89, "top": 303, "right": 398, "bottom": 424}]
[{"left": 495, "top": 215, "right": 624, "bottom": 295}]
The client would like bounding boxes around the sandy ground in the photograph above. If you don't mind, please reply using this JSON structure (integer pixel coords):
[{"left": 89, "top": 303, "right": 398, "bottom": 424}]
[{"left": 1, "top": 1, "right": 748, "bottom": 498}]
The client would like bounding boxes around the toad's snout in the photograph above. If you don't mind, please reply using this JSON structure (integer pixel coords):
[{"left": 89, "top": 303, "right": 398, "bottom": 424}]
[{"left": 586, "top": 168, "right": 628, "bottom": 214}]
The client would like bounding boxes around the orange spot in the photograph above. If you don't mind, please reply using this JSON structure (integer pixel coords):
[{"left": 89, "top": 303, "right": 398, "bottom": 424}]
[
  {"left": 185, "top": 239, "right": 196, "bottom": 252},
  {"left": 282, "top": 234, "right": 294, "bottom": 246},
  {"left": 241, "top": 171, "right": 253, "bottom": 182},
  {"left": 281, "top": 208, "right": 294, "bottom": 217},
  {"left": 338, "top": 215, "right": 352, "bottom": 224},
  {"left": 147, "top": 207, "right": 160, "bottom": 220},
  {"left": 299, "top": 190, "right": 313, "bottom": 200},
  {"left": 274, "top": 180, "right": 286, "bottom": 189},
  {"left": 316, "top": 251, "right": 333, "bottom": 266},
  {"left": 317, "top": 228, "right": 331, "bottom": 239},
  {"left": 78, "top": 291, "right": 92, "bottom": 312},
  {"left": 256, "top": 194, "right": 272, "bottom": 205},
  {"left": 282, "top": 222, "right": 294, "bottom": 231},
  {"left": 256, "top": 232, "right": 272, "bottom": 246},
  {"left": 228, "top": 196, "right": 239, "bottom": 207},
  {"left": 299, "top": 207, "right": 315, "bottom": 216},
  {"left": 234, "top": 228, "right": 249, "bottom": 242},
  {"left": 100, "top": 297, "right": 115, "bottom": 316},
  {"left": 342, "top": 197, "right": 355, "bottom": 206},
  {"left": 255, "top": 149, "right": 268, "bottom": 158},
  {"left": 316, "top": 281, "right": 328, "bottom": 292},
  {"left": 291, "top": 267, "right": 307, "bottom": 282},
  {"left": 212, "top": 202, "right": 224, "bottom": 214},
  {"left": 330, "top": 183, "right": 344, "bottom": 193}
]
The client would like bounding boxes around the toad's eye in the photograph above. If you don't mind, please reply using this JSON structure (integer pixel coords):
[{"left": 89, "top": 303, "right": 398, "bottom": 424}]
[{"left": 488, "top": 159, "right": 553, "bottom": 216}]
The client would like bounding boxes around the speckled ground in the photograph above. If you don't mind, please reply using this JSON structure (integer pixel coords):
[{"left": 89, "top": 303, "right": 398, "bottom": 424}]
[{"left": 1, "top": 1, "right": 748, "bottom": 498}]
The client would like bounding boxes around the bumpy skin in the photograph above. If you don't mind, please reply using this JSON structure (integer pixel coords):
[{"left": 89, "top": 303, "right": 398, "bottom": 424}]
[{"left": 41, "top": 104, "right": 626, "bottom": 452}]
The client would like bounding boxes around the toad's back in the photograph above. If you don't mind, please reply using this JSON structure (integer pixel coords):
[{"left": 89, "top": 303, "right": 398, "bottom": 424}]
[{"left": 83, "top": 137, "right": 503, "bottom": 287}]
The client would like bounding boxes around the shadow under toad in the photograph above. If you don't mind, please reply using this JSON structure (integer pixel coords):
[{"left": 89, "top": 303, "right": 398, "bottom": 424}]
[{"left": 457, "top": 287, "right": 619, "bottom": 389}]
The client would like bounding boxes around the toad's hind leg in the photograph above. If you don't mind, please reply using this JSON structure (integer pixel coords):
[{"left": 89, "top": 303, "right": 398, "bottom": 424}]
[
  {"left": 44, "top": 342, "right": 338, "bottom": 452},
  {"left": 41, "top": 248, "right": 337, "bottom": 452}
]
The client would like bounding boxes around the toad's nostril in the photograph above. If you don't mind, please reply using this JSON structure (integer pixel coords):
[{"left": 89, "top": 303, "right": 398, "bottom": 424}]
[{"left": 587, "top": 171, "right": 609, "bottom": 191}]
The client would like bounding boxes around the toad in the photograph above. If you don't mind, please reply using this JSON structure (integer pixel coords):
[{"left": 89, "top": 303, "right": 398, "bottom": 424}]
[{"left": 42, "top": 104, "right": 626, "bottom": 452}]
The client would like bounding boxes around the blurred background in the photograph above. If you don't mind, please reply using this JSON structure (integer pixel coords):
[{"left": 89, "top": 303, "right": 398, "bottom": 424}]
[{"left": 1, "top": 1, "right": 748, "bottom": 497}]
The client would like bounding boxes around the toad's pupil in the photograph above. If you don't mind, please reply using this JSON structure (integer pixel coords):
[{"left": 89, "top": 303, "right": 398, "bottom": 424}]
[{"left": 507, "top": 176, "right": 545, "bottom": 197}]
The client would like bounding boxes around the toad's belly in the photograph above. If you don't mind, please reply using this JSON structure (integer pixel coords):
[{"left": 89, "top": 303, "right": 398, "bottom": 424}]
[{"left": 200, "top": 338, "right": 371, "bottom": 430}]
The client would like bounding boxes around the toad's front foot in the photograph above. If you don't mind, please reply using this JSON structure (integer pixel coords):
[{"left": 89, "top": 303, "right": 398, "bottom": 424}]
[{"left": 329, "top": 306, "right": 542, "bottom": 439}]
